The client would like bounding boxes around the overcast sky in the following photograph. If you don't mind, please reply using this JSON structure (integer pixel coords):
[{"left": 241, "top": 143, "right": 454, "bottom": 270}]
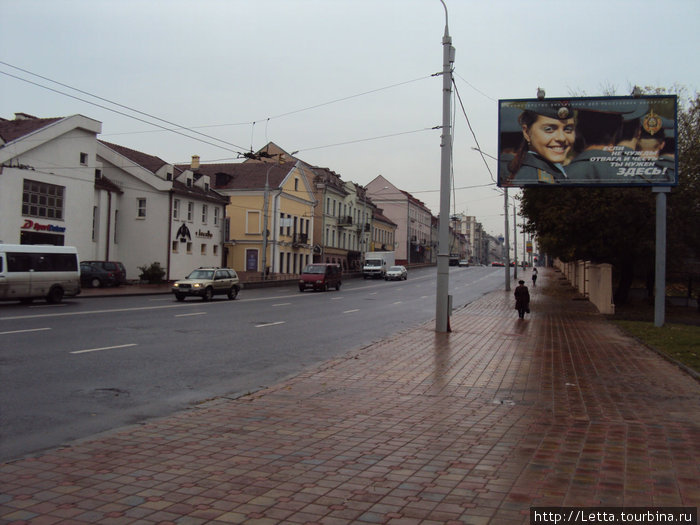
[{"left": 2, "top": 0, "right": 699, "bottom": 236}]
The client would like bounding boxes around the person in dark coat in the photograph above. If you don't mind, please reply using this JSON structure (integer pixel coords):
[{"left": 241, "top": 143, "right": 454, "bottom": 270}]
[{"left": 514, "top": 280, "right": 530, "bottom": 319}]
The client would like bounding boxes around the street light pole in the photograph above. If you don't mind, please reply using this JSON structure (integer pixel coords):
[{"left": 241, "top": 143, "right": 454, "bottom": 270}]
[
  {"left": 262, "top": 165, "right": 273, "bottom": 281},
  {"left": 436, "top": 0, "right": 455, "bottom": 333}
]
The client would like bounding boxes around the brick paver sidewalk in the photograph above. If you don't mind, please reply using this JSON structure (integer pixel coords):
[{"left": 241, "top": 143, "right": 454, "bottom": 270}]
[{"left": 1, "top": 268, "right": 698, "bottom": 524}]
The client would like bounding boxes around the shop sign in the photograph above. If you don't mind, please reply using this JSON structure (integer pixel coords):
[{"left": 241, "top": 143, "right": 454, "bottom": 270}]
[{"left": 21, "top": 219, "right": 66, "bottom": 233}]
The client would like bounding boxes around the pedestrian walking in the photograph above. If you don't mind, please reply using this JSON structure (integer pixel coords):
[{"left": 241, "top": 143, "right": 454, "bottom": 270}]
[
  {"left": 514, "top": 280, "right": 530, "bottom": 319},
  {"left": 531, "top": 267, "right": 538, "bottom": 287}
]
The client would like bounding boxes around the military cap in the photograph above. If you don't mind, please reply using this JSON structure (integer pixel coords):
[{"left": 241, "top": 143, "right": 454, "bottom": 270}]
[{"left": 522, "top": 100, "right": 573, "bottom": 120}]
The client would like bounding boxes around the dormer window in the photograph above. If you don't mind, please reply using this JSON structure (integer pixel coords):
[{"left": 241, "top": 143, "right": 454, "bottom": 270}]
[
  {"left": 204, "top": 183, "right": 210, "bottom": 192},
  {"left": 186, "top": 178, "right": 192, "bottom": 188},
  {"left": 166, "top": 173, "right": 173, "bottom": 181}
]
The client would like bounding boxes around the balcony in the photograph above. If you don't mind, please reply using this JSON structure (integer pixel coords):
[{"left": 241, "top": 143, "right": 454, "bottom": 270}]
[
  {"left": 292, "top": 233, "right": 309, "bottom": 248},
  {"left": 337, "top": 215, "right": 353, "bottom": 227}
]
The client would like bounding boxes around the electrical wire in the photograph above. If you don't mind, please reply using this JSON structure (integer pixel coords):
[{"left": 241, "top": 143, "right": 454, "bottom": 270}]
[
  {"left": 452, "top": 77, "right": 496, "bottom": 183},
  {"left": 292, "top": 127, "right": 437, "bottom": 154},
  {"left": 0, "top": 61, "right": 250, "bottom": 153},
  {"left": 0, "top": 69, "right": 247, "bottom": 157}
]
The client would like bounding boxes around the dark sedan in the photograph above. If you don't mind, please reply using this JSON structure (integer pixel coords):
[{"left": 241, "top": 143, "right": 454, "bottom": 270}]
[{"left": 80, "top": 262, "right": 119, "bottom": 288}]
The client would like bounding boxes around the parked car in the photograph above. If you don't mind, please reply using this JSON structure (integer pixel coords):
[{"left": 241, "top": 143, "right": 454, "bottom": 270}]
[
  {"left": 172, "top": 267, "right": 240, "bottom": 301},
  {"left": 80, "top": 262, "right": 119, "bottom": 288},
  {"left": 385, "top": 265, "right": 408, "bottom": 281},
  {"left": 298, "top": 263, "right": 342, "bottom": 292},
  {"left": 491, "top": 262, "right": 505, "bottom": 267},
  {"left": 82, "top": 260, "right": 126, "bottom": 285},
  {"left": 458, "top": 260, "right": 469, "bottom": 267}
]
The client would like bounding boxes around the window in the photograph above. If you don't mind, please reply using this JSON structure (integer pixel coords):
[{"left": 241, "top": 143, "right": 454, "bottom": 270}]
[
  {"left": 214, "top": 207, "right": 220, "bottom": 226},
  {"left": 173, "top": 199, "right": 180, "bottom": 219},
  {"left": 22, "top": 179, "right": 65, "bottom": 219},
  {"left": 201, "top": 244, "right": 206, "bottom": 255},
  {"left": 213, "top": 245, "right": 218, "bottom": 256},
  {"left": 80, "top": 152, "right": 88, "bottom": 165},
  {"left": 137, "top": 198, "right": 147, "bottom": 218},
  {"left": 172, "top": 241, "right": 179, "bottom": 252},
  {"left": 294, "top": 178, "right": 299, "bottom": 191},
  {"left": 246, "top": 210, "right": 261, "bottom": 234},
  {"left": 114, "top": 210, "right": 119, "bottom": 243},
  {"left": 92, "top": 206, "right": 98, "bottom": 241},
  {"left": 202, "top": 204, "right": 208, "bottom": 224},
  {"left": 186, "top": 242, "right": 192, "bottom": 253},
  {"left": 187, "top": 201, "right": 193, "bottom": 221}
]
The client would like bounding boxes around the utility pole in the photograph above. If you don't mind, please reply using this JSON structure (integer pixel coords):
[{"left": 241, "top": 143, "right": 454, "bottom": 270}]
[
  {"left": 436, "top": 0, "right": 455, "bottom": 333},
  {"left": 262, "top": 165, "right": 272, "bottom": 280},
  {"left": 504, "top": 188, "right": 510, "bottom": 291},
  {"left": 513, "top": 200, "right": 518, "bottom": 281}
]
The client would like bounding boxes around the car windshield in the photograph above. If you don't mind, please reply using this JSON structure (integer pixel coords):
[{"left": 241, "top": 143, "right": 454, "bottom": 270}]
[
  {"left": 303, "top": 265, "right": 326, "bottom": 274},
  {"left": 389, "top": 266, "right": 403, "bottom": 271},
  {"left": 365, "top": 260, "right": 381, "bottom": 267},
  {"left": 187, "top": 270, "right": 214, "bottom": 280}
]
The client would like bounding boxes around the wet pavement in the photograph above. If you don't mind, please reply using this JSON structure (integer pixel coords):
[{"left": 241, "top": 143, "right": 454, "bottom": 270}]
[{"left": 1, "top": 268, "right": 698, "bottom": 524}]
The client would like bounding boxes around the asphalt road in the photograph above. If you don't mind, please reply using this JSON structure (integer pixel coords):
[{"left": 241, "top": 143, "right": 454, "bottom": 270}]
[{"left": 0, "top": 265, "right": 504, "bottom": 461}]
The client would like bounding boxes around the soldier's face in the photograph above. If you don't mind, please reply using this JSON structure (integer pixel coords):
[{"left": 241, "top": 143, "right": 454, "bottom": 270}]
[{"left": 523, "top": 116, "right": 575, "bottom": 163}]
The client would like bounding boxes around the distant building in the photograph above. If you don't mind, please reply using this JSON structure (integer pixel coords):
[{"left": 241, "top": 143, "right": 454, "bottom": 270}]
[{"left": 366, "top": 175, "right": 433, "bottom": 265}]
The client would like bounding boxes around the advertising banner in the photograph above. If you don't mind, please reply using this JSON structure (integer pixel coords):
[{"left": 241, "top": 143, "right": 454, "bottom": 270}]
[{"left": 497, "top": 95, "right": 677, "bottom": 188}]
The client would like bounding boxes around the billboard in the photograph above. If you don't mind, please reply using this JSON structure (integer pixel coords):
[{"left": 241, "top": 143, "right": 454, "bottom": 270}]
[{"left": 497, "top": 95, "right": 677, "bottom": 188}]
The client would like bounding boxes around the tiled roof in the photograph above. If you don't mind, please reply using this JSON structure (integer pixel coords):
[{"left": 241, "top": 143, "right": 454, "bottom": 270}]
[
  {"left": 0, "top": 117, "right": 63, "bottom": 144},
  {"left": 179, "top": 162, "right": 293, "bottom": 191},
  {"left": 99, "top": 140, "right": 170, "bottom": 174},
  {"left": 171, "top": 179, "right": 228, "bottom": 205}
]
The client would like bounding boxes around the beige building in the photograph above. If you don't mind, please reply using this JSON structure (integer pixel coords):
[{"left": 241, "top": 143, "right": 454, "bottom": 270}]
[{"left": 184, "top": 159, "right": 316, "bottom": 278}]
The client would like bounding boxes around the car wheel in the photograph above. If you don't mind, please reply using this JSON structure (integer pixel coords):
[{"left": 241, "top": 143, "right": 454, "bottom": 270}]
[
  {"left": 46, "top": 286, "right": 64, "bottom": 304},
  {"left": 175, "top": 293, "right": 186, "bottom": 302},
  {"left": 90, "top": 277, "right": 102, "bottom": 288},
  {"left": 299, "top": 286, "right": 305, "bottom": 292},
  {"left": 228, "top": 286, "right": 239, "bottom": 300},
  {"left": 202, "top": 287, "right": 213, "bottom": 301},
  {"left": 335, "top": 281, "right": 340, "bottom": 290}
]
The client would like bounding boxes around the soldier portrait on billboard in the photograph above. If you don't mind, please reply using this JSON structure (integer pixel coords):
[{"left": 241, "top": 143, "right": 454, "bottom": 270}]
[
  {"left": 497, "top": 95, "right": 677, "bottom": 188},
  {"left": 500, "top": 101, "right": 576, "bottom": 186}
]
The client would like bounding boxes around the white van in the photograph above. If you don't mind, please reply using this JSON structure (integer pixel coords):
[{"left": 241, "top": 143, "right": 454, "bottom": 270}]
[{"left": 0, "top": 244, "right": 81, "bottom": 303}]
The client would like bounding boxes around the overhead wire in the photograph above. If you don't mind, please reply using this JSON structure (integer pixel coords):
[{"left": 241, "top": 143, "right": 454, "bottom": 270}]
[
  {"left": 0, "top": 61, "right": 250, "bottom": 153},
  {"left": 452, "top": 76, "right": 496, "bottom": 184}
]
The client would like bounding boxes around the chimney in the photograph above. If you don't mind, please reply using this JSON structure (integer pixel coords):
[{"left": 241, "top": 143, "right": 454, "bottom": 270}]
[
  {"left": 15, "top": 113, "right": 38, "bottom": 120},
  {"left": 191, "top": 155, "right": 200, "bottom": 170}
]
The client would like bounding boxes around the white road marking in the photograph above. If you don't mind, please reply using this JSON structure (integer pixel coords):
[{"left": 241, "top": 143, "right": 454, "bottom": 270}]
[
  {"left": 272, "top": 303, "right": 292, "bottom": 307},
  {"left": 343, "top": 309, "right": 360, "bottom": 314},
  {"left": 255, "top": 321, "right": 286, "bottom": 328},
  {"left": 0, "top": 327, "right": 52, "bottom": 336},
  {"left": 175, "top": 312, "right": 207, "bottom": 317},
  {"left": 70, "top": 343, "right": 138, "bottom": 355}
]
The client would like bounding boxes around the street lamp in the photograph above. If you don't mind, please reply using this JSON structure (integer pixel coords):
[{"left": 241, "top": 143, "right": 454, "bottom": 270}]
[{"left": 436, "top": 0, "right": 455, "bottom": 333}]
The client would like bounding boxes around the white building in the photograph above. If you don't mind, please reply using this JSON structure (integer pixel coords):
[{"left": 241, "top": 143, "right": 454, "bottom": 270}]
[{"left": 0, "top": 113, "right": 227, "bottom": 281}]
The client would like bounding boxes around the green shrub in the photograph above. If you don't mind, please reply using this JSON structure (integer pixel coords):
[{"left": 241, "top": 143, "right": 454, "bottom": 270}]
[{"left": 138, "top": 262, "right": 166, "bottom": 284}]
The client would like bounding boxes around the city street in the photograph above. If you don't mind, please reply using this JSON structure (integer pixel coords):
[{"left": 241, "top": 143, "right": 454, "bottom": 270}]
[{"left": 0, "top": 265, "right": 503, "bottom": 462}]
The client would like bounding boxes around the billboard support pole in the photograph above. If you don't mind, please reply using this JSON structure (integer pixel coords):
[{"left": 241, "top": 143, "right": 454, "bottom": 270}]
[
  {"left": 653, "top": 187, "right": 671, "bottom": 327},
  {"left": 504, "top": 188, "right": 510, "bottom": 291}
]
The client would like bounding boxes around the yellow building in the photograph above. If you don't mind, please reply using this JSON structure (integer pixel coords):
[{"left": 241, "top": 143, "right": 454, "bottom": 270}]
[{"left": 187, "top": 161, "right": 315, "bottom": 279}]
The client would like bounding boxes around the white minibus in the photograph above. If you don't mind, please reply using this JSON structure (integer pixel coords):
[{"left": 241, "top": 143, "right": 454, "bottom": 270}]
[{"left": 0, "top": 244, "right": 81, "bottom": 303}]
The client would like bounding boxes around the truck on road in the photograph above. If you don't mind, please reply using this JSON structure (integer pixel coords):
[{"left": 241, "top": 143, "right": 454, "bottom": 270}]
[{"left": 363, "top": 251, "right": 395, "bottom": 279}]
